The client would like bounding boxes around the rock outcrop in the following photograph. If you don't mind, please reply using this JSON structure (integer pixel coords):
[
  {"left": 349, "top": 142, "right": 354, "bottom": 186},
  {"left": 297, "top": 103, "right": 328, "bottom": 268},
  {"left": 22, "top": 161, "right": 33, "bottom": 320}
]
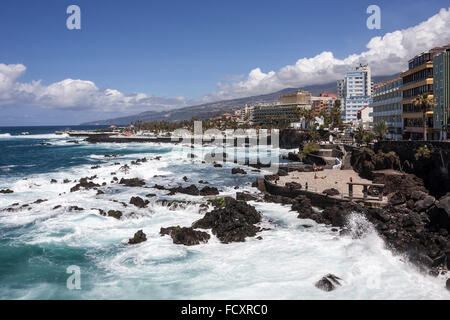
[
  {"left": 315, "top": 274, "right": 342, "bottom": 292},
  {"left": 128, "top": 230, "right": 147, "bottom": 244},
  {"left": 192, "top": 197, "right": 261, "bottom": 243},
  {"left": 160, "top": 226, "right": 210, "bottom": 246}
]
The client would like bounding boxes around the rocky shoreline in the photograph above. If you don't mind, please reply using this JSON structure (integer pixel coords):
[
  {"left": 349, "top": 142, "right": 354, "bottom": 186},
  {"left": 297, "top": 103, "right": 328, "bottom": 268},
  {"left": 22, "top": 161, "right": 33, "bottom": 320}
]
[{"left": 1, "top": 142, "right": 449, "bottom": 292}]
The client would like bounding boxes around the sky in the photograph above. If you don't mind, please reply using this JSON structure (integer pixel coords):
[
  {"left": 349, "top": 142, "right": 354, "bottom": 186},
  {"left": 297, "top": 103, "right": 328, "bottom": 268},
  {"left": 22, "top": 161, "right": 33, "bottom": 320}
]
[{"left": 1, "top": 0, "right": 450, "bottom": 126}]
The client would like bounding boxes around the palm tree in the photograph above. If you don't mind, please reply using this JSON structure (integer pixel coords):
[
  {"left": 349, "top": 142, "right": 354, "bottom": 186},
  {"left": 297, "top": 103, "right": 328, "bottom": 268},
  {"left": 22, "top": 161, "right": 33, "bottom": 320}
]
[
  {"left": 354, "top": 126, "right": 367, "bottom": 143},
  {"left": 373, "top": 120, "right": 388, "bottom": 140},
  {"left": 414, "top": 93, "right": 436, "bottom": 141}
]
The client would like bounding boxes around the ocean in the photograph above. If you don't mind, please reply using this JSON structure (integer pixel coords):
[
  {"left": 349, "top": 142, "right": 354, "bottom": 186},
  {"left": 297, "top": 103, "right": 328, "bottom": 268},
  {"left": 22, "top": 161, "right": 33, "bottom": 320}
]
[{"left": 0, "top": 126, "right": 448, "bottom": 299}]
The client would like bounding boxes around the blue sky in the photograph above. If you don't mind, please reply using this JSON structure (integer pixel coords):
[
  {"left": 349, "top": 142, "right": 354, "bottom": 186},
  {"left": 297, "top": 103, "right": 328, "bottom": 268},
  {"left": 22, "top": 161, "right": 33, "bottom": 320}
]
[{"left": 1, "top": 0, "right": 450, "bottom": 125}]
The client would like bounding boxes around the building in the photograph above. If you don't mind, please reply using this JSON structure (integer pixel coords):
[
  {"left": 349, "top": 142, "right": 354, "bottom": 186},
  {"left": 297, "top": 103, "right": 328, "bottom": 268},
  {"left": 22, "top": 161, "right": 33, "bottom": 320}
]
[
  {"left": 280, "top": 90, "right": 312, "bottom": 105},
  {"left": 356, "top": 105, "right": 373, "bottom": 129},
  {"left": 433, "top": 44, "right": 450, "bottom": 140},
  {"left": 251, "top": 103, "right": 311, "bottom": 125},
  {"left": 337, "top": 80, "right": 345, "bottom": 100},
  {"left": 340, "top": 64, "right": 373, "bottom": 123},
  {"left": 311, "top": 92, "right": 337, "bottom": 116},
  {"left": 401, "top": 48, "right": 445, "bottom": 140},
  {"left": 371, "top": 77, "right": 403, "bottom": 140}
]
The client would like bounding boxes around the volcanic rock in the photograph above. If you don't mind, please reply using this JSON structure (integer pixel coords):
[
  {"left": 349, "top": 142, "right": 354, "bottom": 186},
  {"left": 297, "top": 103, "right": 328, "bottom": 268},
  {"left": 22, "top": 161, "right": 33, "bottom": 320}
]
[
  {"left": 315, "top": 274, "right": 342, "bottom": 292},
  {"left": 160, "top": 226, "right": 210, "bottom": 246},
  {"left": 128, "top": 230, "right": 147, "bottom": 244},
  {"left": 192, "top": 197, "right": 261, "bottom": 243}
]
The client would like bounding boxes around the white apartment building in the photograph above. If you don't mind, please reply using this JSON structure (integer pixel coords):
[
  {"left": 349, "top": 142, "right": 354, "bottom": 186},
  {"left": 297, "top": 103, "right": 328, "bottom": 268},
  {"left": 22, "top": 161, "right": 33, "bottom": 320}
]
[{"left": 339, "top": 64, "right": 373, "bottom": 123}]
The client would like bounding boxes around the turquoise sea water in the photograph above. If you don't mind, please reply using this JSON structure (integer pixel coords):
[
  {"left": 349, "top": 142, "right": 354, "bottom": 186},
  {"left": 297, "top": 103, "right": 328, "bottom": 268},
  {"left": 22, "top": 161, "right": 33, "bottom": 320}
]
[{"left": 0, "top": 126, "right": 449, "bottom": 300}]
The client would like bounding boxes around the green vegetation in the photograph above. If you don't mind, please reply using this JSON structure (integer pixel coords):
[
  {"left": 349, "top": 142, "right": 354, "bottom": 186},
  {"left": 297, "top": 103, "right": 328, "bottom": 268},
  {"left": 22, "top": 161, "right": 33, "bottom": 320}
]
[
  {"left": 299, "top": 142, "right": 320, "bottom": 160},
  {"left": 413, "top": 93, "right": 436, "bottom": 141},
  {"left": 373, "top": 121, "right": 388, "bottom": 140},
  {"left": 207, "top": 197, "right": 226, "bottom": 208},
  {"left": 415, "top": 146, "right": 431, "bottom": 160}
]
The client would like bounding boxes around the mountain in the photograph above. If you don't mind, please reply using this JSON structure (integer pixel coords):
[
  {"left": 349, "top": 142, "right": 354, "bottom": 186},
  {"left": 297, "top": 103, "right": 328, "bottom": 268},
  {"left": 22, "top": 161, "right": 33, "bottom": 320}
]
[{"left": 82, "top": 74, "right": 399, "bottom": 126}]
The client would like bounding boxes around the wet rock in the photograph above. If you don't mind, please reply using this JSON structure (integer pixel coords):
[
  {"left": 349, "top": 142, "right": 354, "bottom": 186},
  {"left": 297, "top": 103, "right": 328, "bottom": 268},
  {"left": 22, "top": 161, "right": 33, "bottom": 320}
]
[
  {"left": 192, "top": 197, "right": 261, "bottom": 243},
  {"left": 0, "top": 189, "right": 14, "bottom": 194},
  {"left": 129, "top": 196, "right": 149, "bottom": 208},
  {"left": 232, "top": 168, "right": 247, "bottom": 175},
  {"left": 292, "top": 196, "right": 315, "bottom": 220},
  {"left": 70, "top": 177, "right": 100, "bottom": 192},
  {"left": 187, "top": 153, "right": 197, "bottom": 159},
  {"left": 315, "top": 274, "right": 342, "bottom": 292},
  {"left": 63, "top": 179, "right": 71, "bottom": 184},
  {"left": 236, "top": 192, "right": 258, "bottom": 202},
  {"left": 91, "top": 165, "right": 101, "bottom": 169},
  {"left": 128, "top": 230, "right": 147, "bottom": 245},
  {"left": 107, "top": 210, "right": 122, "bottom": 219},
  {"left": 446, "top": 278, "right": 450, "bottom": 291},
  {"left": 96, "top": 190, "right": 105, "bottom": 195},
  {"left": 145, "top": 193, "right": 156, "bottom": 198},
  {"left": 68, "top": 206, "right": 84, "bottom": 211},
  {"left": 213, "top": 163, "right": 222, "bottom": 168},
  {"left": 169, "top": 184, "right": 200, "bottom": 196},
  {"left": 52, "top": 205, "right": 61, "bottom": 210},
  {"left": 33, "top": 199, "right": 48, "bottom": 204},
  {"left": 183, "top": 176, "right": 188, "bottom": 181},
  {"left": 67, "top": 140, "right": 79, "bottom": 144},
  {"left": 322, "top": 188, "right": 340, "bottom": 196},
  {"left": 160, "top": 226, "right": 210, "bottom": 246},
  {"left": 50, "top": 179, "right": 57, "bottom": 184},
  {"left": 198, "top": 180, "right": 209, "bottom": 184},
  {"left": 119, "top": 178, "right": 146, "bottom": 187},
  {"left": 200, "top": 186, "right": 219, "bottom": 196},
  {"left": 277, "top": 169, "right": 288, "bottom": 177}
]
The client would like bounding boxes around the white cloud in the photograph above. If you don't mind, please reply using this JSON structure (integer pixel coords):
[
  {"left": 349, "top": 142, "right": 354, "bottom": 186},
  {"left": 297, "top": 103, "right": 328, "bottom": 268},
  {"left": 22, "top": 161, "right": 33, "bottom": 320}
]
[
  {"left": 1, "top": 7, "right": 450, "bottom": 113},
  {"left": 0, "top": 64, "right": 188, "bottom": 112},
  {"left": 201, "top": 7, "right": 450, "bottom": 102}
]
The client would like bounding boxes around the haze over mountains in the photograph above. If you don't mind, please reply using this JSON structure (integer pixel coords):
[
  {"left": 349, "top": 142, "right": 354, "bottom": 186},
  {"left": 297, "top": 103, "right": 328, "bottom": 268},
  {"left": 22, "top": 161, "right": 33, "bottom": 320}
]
[{"left": 82, "top": 74, "right": 399, "bottom": 126}]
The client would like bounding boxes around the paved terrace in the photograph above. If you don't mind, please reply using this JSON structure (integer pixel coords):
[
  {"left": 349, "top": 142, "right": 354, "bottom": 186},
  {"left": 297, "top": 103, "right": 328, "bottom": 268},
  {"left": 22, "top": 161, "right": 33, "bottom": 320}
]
[{"left": 277, "top": 169, "right": 388, "bottom": 204}]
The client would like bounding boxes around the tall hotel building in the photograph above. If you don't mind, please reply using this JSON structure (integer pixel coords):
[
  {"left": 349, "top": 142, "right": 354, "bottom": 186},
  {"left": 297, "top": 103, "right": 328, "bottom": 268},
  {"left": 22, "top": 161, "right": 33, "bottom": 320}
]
[
  {"left": 433, "top": 44, "right": 450, "bottom": 140},
  {"left": 401, "top": 48, "right": 445, "bottom": 140},
  {"left": 371, "top": 78, "right": 403, "bottom": 140},
  {"left": 340, "top": 64, "right": 372, "bottom": 122}
]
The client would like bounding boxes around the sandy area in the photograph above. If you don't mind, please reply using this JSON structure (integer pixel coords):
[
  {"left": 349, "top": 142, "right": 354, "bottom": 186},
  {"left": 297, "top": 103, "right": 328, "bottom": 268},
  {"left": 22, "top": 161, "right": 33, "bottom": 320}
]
[{"left": 278, "top": 169, "right": 380, "bottom": 199}]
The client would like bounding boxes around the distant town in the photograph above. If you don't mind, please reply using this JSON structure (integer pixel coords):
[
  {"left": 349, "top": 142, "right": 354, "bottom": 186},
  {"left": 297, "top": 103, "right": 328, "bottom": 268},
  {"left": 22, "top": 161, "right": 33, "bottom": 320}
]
[{"left": 76, "top": 44, "right": 450, "bottom": 144}]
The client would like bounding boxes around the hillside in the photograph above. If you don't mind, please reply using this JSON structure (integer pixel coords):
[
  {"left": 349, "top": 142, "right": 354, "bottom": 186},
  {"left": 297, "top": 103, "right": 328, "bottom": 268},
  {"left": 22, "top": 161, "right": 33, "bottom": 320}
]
[{"left": 82, "top": 74, "right": 398, "bottom": 125}]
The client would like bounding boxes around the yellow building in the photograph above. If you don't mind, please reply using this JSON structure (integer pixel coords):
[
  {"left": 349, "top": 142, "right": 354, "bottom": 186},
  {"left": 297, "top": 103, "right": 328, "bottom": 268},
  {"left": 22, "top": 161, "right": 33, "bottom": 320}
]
[{"left": 401, "top": 48, "right": 445, "bottom": 140}]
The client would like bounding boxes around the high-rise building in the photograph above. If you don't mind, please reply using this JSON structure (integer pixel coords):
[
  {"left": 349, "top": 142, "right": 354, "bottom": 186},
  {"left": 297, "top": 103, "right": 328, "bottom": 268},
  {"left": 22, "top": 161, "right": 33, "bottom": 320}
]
[
  {"left": 337, "top": 79, "right": 345, "bottom": 100},
  {"left": 371, "top": 77, "right": 403, "bottom": 140},
  {"left": 433, "top": 44, "right": 450, "bottom": 140},
  {"left": 401, "top": 48, "right": 445, "bottom": 140},
  {"left": 341, "top": 64, "right": 372, "bottom": 123}
]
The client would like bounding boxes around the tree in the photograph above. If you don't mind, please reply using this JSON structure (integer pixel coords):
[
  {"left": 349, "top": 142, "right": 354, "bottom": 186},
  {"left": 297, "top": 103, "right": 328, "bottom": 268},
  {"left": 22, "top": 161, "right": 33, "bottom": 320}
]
[
  {"left": 354, "top": 126, "right": 367, "bottom": 143},
  {"left": 414, "top": 93, "right": 435, "bottom": 141},
  {"left": 330, "top": 100, "right": 343, "bottom": 128},
  {"left": 373, "top": 120, "right": 388, "bottom": 140}
]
